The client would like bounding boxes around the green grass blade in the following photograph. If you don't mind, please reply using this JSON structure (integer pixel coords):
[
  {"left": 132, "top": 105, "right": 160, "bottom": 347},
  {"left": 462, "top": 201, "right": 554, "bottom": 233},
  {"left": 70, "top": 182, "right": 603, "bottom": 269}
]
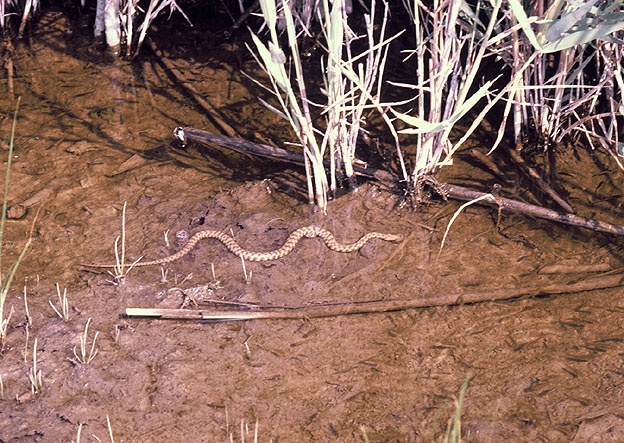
[
  {"left": 544, "top": 0, "right": 598, "bottom": 41},
  {"left": 507, "top": 0, "right": 542, "bottom": 50},
  {"left": 542, "top": 21, "right": 624, "bottom": 53}
]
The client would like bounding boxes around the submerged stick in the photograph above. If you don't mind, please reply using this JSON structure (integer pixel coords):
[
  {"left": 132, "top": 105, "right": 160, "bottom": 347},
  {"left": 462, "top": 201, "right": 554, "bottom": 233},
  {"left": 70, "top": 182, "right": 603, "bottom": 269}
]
[
  {"left": 147, "top": 43, "right": 239, "bottom": 138},
  {"left": 469, "top": 149, "right": 509, "bottom": 182},
  {"left": 507, "top": 147, "right": 575, "bottom": 214},
  {"left": 125, "top": 271, "right": 624, "bottom": 321}
]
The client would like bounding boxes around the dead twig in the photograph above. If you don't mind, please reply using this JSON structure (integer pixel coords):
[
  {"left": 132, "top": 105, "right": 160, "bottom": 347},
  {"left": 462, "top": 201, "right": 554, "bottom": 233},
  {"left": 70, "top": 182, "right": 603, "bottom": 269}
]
[
  {"left": 438, "top": 183, "right": 624, "bottom": 236},
  {"left": 125, "top": 271, "right": 624, "bottom": 322}
]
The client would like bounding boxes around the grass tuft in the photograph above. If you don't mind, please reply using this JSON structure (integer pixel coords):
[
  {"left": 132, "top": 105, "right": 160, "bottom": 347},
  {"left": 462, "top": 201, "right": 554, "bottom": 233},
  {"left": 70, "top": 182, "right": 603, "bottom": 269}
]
[
  {"left": 49, "top": 282, "right": 70, "bottom": 322},
  {"left": 442, "top": 369, "right": 473, "bottom": 443},
  {"left": 72, "top": 318, "right": 99, "bottom": 364},
  {"left": 105, "top": 201, "right": 142, "bottom": 285}
]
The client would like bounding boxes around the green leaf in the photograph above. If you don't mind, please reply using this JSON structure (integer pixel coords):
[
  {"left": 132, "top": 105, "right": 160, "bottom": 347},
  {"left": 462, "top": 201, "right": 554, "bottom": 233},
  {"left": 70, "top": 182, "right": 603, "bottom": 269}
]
[
  {"left": 507, "top": 0, "right": 542, "bottom": 51},
  {"left": 541, "top": 21, "right": 624, "bottom": 52},
  {"left": 258, "top": 0, "right": 277, "bottom": 30},
  {"left": 544, "top": 0, "right": 598, "bottom": 41},
  {"left": 395, "top": 79, "right": 496, "bottom": 135},
  {"left": 251, "top": 33, "right": 289, "bottom": 92}
]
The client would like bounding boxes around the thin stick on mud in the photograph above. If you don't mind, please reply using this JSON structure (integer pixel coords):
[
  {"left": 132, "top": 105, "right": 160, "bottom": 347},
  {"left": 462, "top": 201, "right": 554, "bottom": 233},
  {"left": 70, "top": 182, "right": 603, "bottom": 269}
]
[{"left": 125, "top": 271, "right": 624, "bottom": 322}]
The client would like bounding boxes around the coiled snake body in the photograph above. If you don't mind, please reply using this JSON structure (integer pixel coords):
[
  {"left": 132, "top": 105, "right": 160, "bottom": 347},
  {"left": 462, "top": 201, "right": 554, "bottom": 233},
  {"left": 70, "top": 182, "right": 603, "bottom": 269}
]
[{"left": 84, "top": 225, "right": 403, "bottom": 268}]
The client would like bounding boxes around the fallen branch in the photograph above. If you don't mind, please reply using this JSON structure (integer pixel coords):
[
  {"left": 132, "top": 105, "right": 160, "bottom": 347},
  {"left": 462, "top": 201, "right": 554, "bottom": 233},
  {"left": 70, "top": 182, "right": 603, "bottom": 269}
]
[
  {"left": 172, "top": 126, "right": 624, "bottom": 236},
  {"left": 438, "top": 182, "right": 624, "bottom": 236},
  {"left": 173, "top": 126, "right": 396, "bottom": 183},
  {"left": 125, "top": 271, "right": 624, "bottom": 321}
]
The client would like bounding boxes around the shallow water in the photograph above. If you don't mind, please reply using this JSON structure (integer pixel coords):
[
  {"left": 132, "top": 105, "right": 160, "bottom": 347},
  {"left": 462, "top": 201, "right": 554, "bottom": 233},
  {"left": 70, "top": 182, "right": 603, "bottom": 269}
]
[{"left": 1, "top": 10, "right": 624, "bottom": 442}]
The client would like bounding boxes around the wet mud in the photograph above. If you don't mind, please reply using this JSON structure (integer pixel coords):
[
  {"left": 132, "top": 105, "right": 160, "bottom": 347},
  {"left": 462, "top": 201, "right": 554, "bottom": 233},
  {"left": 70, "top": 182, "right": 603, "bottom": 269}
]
[{"left": 1, "top": 10, "right": 624, "bottom": 442}]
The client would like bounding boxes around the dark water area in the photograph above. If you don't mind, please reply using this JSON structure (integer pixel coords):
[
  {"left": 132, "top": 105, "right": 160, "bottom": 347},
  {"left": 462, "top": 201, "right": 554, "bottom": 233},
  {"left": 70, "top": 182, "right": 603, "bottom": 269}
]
[{"left": 0, "top": 8, "right": 624, "bottom": 442}]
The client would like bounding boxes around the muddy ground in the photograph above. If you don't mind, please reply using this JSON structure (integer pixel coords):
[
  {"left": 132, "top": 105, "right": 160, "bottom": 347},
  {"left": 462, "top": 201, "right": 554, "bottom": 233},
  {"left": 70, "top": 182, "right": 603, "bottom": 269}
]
[{"left": 1, "top": 9, "right": 624, "bottom": 443}]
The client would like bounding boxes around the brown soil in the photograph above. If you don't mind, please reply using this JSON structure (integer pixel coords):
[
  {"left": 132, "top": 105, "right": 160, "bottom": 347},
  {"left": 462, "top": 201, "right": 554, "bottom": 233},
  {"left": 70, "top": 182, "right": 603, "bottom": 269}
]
[{"left": 1, "top": 10, "right": 624, "bottom": 443}]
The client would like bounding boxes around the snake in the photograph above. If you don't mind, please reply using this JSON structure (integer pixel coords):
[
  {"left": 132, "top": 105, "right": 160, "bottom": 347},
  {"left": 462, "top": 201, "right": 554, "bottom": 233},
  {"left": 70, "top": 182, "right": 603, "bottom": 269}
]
[{"left": 82, "top": 225, "right": 403, "bottom": 268}]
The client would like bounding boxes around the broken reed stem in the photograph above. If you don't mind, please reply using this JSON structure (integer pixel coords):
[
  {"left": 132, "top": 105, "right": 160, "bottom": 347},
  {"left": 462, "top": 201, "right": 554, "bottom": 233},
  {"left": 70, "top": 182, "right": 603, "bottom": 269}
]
[{"left": 106, "top": 415, "right": 115, "bottom": 443}]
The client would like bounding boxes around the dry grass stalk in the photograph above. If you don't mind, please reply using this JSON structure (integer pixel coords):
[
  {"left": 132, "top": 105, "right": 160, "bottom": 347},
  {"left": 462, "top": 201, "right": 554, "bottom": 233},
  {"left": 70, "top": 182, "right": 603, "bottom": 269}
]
[
  {"left": 28, "top": 337, "right": 42, "bottom": 394},
  {"left": 227, "top": 417, "right": 259, "bottom": 443},
  {"left": 21, "top": 322, "right": 28, "bottom": 361},
  {"left": 240, "top": 256, "right": 252, "bottom": 284},
  {"left": 113, "top": 324, "right": 122, "bottom": 343},
  {"left": 72, "top": 423, "right": 83, "bottom": 443},
  {"left": 0, "top": 97, "right": 32, "bottom": 351},
  {"left": 439, "top": 194, "right": 494, "bottom": 254},
  {"left": 106, "top": 414, "right": 115, "bottom": 443},
  {"left": 0, "top": 305, "right": 12, "bottom": 351},
  {"left": 23, "top": 284, "right": 31, "bottom": 326},
  {"left": 106, "top": 201, "right": 142, "bottom": 285}
]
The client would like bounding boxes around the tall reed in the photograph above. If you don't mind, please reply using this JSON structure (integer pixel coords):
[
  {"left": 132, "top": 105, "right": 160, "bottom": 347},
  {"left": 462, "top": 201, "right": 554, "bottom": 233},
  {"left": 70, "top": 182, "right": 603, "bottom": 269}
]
[
  {"left": 318, "top": 0, "right": 403, "bottom": 191},
  {"left": 249, "top": 0, "right": 329, "bottom": 208},
  {"left": 93, "top": 0, "right": 190, "bottom": 55},
  {"left": 250, "top": 0, "right": 399, "bottom": 208},
  {"left": 0, "top": 0, "right": 40, "bottom": 33},
  {"left": 489, "top": 0, "right": 624, "bottom": 154},
  {"left": 392, "top": 0, "right": 503, "bottom": 186}
]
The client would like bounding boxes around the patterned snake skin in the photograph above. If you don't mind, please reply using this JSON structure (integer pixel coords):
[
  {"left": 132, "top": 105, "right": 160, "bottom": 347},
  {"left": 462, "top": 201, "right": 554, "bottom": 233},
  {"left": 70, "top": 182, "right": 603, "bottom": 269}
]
[{"left": 84, "top": 225, "right": 403, "bottom": 268}]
